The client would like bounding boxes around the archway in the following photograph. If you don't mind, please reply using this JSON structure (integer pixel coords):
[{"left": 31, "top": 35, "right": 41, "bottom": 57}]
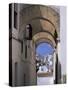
[
  {"left": 20, "top": 21, "right": 60, "bottom": 85},
  {"left": 36, "top": 42, "right": 54, "bottom": 85},
  {"left": 32, "top": 31, "right": 57, "bottom": 85}
]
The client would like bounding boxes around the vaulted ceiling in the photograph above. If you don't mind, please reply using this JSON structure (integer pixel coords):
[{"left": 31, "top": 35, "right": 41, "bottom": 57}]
[{"left": 19, "top": 5, "right": 60, "bottom": 48}]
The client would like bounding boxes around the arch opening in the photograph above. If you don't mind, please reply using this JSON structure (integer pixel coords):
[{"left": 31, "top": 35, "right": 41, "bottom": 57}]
[{"left": 35, "top": 42, "right": 55, "bottom": 85}]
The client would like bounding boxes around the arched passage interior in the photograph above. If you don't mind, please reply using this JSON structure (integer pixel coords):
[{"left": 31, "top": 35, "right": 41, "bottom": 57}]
[
  {"left": 18, "top": 5, "right": 60, "bottom": 85},
  {"left": 32, "top": 31, "right": 57, "bottom": 85}
]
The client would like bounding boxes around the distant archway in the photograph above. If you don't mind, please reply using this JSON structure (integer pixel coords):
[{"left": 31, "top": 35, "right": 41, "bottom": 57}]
[{"left": 35, "top": 42, "right": 54, "bottom": 85}]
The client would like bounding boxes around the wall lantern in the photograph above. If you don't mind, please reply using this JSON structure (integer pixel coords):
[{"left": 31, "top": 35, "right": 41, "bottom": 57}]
[{"left": 24, "top": 24, "right": 32, "bottom": 40}]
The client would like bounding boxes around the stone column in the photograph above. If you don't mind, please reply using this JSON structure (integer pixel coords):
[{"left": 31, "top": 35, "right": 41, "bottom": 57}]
[
  {"left": 53, "top": 50, "right": 56, "bottom": 83},
  {"left": 55, "top": 38, "right": 61, "bottom": 84},
  {"left": 29, "top": 40, "right": 37, "bottom": 85}
]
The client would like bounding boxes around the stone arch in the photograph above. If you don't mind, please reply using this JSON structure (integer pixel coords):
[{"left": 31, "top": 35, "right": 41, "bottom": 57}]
[
  {"left": 35, "top": 38, "right": 55, "bottom": 49},
  {"left": 20, "top": 5, "right": 60, "bottom": 37},
  {"left": 32, "top": 32, "right": 56, "bottom": 48}
]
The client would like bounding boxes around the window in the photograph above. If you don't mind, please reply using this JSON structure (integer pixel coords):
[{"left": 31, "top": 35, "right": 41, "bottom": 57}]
[
  {"left": 9, "top": 4, "right": 12, "bottom": 29},
  {"left": 25, "top": 45, "right": 27, "bottom": 58},
  {"left": 23, "top": 74, "right": 26, "bottom": 86},
  {"left": 21, "top": 42, "right": 23, "bottom": 53},
  {"left": 15, "top": 62, "right": 17, "bottom": 86},
  {"left": 14, "top": 11, "right": 17, "bottom": 29}
]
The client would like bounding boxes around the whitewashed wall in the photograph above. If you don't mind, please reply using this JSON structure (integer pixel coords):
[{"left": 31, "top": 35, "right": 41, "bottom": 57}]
[{"left": 60, "top": 6, "right": 66, "bottom": 75}]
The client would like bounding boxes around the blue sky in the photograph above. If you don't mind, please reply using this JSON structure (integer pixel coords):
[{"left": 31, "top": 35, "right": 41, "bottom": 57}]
[{"left": 36, "top": 43, "right": 54, "bottom": 56}]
